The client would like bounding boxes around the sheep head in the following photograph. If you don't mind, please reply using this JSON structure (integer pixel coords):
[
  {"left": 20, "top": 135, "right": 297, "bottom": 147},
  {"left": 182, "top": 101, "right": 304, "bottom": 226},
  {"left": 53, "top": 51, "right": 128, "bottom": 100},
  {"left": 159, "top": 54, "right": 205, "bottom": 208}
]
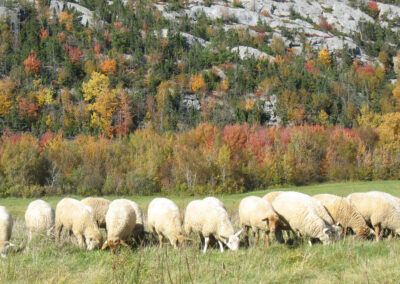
[
  {"left": 262, "top": 215, "right": 281, "bottom": 232},
  {"left": 85, "top": 230, "right": 103, "bottom": 250},
  {"left": 0, "top": 241, "right": 15, "bottom": 257},
  {"left": 102, "top": 239, "right": 129, "bottom": 254},
  {"left": 357, "top": 226, "right": 374, "bottom": 239},
  {"left": 225, "top": 229, "right": 242, "bottom": 251}
]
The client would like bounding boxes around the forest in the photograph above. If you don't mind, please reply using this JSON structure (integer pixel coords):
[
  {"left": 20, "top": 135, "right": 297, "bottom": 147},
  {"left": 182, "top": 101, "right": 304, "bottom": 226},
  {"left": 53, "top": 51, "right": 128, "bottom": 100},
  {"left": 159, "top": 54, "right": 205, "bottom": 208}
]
[{"left": 0, "top": 0, "right": 399, "bottom": 196}]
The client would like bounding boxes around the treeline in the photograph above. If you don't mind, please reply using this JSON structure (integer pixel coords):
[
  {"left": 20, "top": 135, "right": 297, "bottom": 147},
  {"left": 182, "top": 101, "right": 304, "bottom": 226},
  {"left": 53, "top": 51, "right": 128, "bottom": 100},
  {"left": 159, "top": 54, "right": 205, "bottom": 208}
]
[{"left": 0, "top": 116, "right": 399, "bottom": 197}]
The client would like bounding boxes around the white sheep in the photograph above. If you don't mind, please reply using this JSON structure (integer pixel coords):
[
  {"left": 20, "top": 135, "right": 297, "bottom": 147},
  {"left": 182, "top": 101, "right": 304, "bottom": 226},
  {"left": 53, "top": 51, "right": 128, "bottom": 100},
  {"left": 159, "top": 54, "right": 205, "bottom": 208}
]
[
  {"left": 102, "top": 199, "right": 136, "bottom": 254},
  {"left": 239, "top": 196, "right": 283, "bottom": 246},
  {"left": 262, "top": 191, "right": 284, "bottom": 203},
  {"left": 203, "top": 197, "right": 226, "bottom": 210},
  {"left": 314, "top": 194, "right": 373, "bottom": 239},
  {"left": 184, "top": 199, "right": 242, "bottom": 253},
  {"left": 147, "top": 198, "right": 187, "bottom": 249},
  {"left": 272, "top": 192, "right": 338, "bottom": 245},
  {"left": 25, "top": 200, "right": 55, "bottom": 241},
  {"left": 55, "top": 198, "right": 103, "bottom": 250},
  {"left": 0, "top": 206, "right": 14, "bottom": 258},
  {"left": 81, "top": 197, "right": 110, "bottom": 229},
  {"left": 348, "top": 192, "right": 400, "bottom": 241},
  {"left": 126, "top": 200, "right": 145, "bottom": 243}
]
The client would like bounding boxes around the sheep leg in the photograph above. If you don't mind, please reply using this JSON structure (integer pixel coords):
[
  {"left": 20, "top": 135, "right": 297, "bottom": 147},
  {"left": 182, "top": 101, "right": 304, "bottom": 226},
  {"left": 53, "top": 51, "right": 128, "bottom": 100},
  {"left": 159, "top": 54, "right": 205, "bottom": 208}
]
[
  {"left": 55, "top": 224, "right": 63, "bottom": 242},
  {"left": 203, "top": 237, "right": 210, "bottom": 254},
  {"left": 374, "top": 224, "right": 382, "bottom": 242},
  {"left": 264, "top": 231, "right": 270, "bottom": 247},
  {"left": 218, "top": 240, "right": 224, "bottom": 253},
  {"left": 254, "top": 230, "right": 259, "bottom": 244},
  {"left": 159, "top": 235, "right": 164, "bottom": 249},
  {"left": 275, "top": 229, "right": 285, "bottom": 244},
  {"left": 75, "top": 233, "right": 85, "bottom": 248},
  {"left": 243, "top": 226, "right": 250, "bottom": 247},
  {"left": 388, "top": 230, "right": 394, "bottom": 240}
]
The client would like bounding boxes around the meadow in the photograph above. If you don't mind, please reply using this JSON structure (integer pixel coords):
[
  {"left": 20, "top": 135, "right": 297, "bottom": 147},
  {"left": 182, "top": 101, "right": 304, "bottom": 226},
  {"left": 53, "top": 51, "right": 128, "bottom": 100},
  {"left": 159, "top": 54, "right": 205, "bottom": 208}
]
[{"left": 1, "top": 180, "right": 400, "bottom": 283}]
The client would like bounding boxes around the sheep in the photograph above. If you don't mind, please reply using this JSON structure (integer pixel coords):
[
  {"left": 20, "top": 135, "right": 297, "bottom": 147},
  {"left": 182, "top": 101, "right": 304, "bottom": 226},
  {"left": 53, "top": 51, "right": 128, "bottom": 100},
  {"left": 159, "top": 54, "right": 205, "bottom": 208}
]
[
  {"left": 272, "top": 192, "right": 339, "bottom": 245},
  {"left": 123, "top": 200, "right": 145, "bottom": 243},
  {"left": 313, "top": 194, "right": 372, "bottom": 239},
  {"left": 147, "top": 198, "right": 187, "bottom": 249},
  {"left": 24, "top": 200, "right": 55, "bottom": 241},
  {"left": 81, "top": 197, "right": 110, "bottom": 229},
  {"left": 239, "top": 196, "right": 283, "bottom": 246},
  {"left": 0, "top": 206, "right": 14, "bottom": 258},
  {"left": 203, "top": 197, "right": 226, "bottom": 210},
  {"left": 184, "top": 199, "right": 242, "bottom": 253},
  {"left": 348, "top": 192, "right": 400, "bottom": 241},
  {"left": 55, "top": 198, "right": 103, "bottom": 250},
  {"left": 102, "top": 199, "right": 136, "bottom": 254},
  {"left": 262, "top": 191, "right": 284, "bottom": 203}
]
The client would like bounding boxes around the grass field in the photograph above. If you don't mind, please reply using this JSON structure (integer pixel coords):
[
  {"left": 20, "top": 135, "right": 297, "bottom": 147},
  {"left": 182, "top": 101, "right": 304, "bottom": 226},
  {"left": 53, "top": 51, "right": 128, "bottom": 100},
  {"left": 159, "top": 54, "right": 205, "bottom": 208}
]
[{"left": 1, "top": 180, "right": 400, "bottom": 283}]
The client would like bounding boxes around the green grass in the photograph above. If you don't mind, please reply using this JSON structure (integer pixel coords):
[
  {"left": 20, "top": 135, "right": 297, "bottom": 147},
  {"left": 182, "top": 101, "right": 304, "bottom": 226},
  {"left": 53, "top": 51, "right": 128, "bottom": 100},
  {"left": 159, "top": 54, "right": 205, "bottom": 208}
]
[{"left": 1, "top": 180, "right": 400, "bottom": 283}]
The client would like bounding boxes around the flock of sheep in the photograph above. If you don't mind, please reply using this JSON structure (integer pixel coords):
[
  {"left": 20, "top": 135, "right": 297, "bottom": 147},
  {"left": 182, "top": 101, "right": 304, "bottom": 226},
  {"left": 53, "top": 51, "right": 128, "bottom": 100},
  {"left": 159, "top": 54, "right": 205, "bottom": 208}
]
[{"left": 1, "top": 190, "right": 400, "bottom": 257}]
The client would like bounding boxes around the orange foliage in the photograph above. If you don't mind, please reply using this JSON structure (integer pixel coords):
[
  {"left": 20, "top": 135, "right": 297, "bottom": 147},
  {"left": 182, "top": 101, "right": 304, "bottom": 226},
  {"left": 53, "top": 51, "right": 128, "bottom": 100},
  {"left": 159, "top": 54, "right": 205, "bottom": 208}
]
[
  {"left": 190, "top": 74, "right": 206, "bottom": 93},
  {"left": 100, "top": 59, "right": 117, "bottom": 75},
  {"left": 24, "top": 50, "right": 40, "bottom": 75}
]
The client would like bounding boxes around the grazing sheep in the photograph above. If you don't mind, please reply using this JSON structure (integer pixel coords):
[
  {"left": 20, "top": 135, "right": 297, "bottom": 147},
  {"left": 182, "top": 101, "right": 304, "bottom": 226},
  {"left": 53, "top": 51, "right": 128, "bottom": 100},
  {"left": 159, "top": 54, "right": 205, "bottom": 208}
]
[
  {"left": 184, "top": 199, "right": 242, "bottom": 253},
  {"left": 203, "top": 197, "right": 226, "bottom": 210},
  {"left": 348, "top": 192, "right": 400, "bottom": 241},
  {"left": 147, "top": 198, "right": 187, "bottom": 249},
  {"left": 55, "top": 198, "right": 103, "bottom": 250},
  {"left": 263, "top": 191, "right": 284, "bottom": 203},
  {"left": 313, "top": 194, "right": 373, "bottom": 239},
  {"left": 125, "top": 200, "right": 145, "bottom": 243},
  {"left": 81, "top": 197, "right": 110, "bottom": 229},
  {"left": 239, "top": 196, "right": 283, "bottom": 246},
  {"left": 102, "top": 199, "right": 136, "bottom": 254},
  {"left": 25, "top": 200, "right": 55, "bottom": 241},
  {"left": 272, "top": 192, "right": 338, "bottom": 245},
  {"left": 0, "top": 206, "right": 14, "bottom": 258}
]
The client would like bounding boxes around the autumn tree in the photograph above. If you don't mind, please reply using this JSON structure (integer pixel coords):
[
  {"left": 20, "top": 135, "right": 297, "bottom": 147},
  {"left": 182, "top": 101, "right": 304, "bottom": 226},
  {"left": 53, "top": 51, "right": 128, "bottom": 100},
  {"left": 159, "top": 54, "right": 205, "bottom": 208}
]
[
  {"left": 190, "top": 74, "right": 206, "bottom": 93},
  {"left": 318, "top": 47, "right": 331, "bottom": 68},
  {"left": 100, "top": 59, "right": 117, "bottom": 75},
  {"left": 24, "top": 50, "right": 40, "bottom": 75},
  {"left": 0, "top": 78, "right": 14, "bottom": 116}
]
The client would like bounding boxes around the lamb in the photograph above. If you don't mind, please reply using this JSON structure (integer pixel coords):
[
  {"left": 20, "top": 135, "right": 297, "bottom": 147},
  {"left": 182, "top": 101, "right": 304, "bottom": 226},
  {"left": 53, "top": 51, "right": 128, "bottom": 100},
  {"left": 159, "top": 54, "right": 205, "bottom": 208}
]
[
  {"left": 272, "top": 192, "right": 339, "bottom": 245},
  {"left": 126, "top": 200, "right": 145, "bottom": 243},
  {"left": 102, "top": 199, "right": 136, "bottom": 254},
  {"left": 348, "top": 192, "right": 400, "bottom": 241},
  {"left": 0, "top": 206, "right": 14, "bottom": 258},
  {"left": 313, "top": 194, "right": 372, "bottom": 239},
  {"left": 147, "top": 198, "right": 187, "bottom": 249},
  {"left": 203, "top": 197, "right": 226, "bottom": 210},
  {"left": 262, "top": 191, "right": 284, "bottom": 203},
  {"left": 25, "top": 200, "right": 55, "bottom": 241},
  {"left": 81, "top": 197, "right": 110, "bottom": 229},
  {"left": 55, "top": 198, "right": 103, "bottom": 250},
  {"left": 239, "top": 196, "right": 283, "bottom": 246},
  {"left": 184, "top": 199, "right": 242, "bottom": 253}
]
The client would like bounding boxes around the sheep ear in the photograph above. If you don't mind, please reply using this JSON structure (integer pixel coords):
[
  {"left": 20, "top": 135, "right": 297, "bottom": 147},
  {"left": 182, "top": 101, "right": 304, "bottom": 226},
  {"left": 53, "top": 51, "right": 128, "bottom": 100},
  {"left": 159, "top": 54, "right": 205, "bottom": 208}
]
[
  {"left": 323, "top": 228, "right": 330, "bottom": 234},
  {"left": 234, "top": 229, "right": 243, "bottom": 237},
  {"left": 8, "top": 242, "right": 16, "bottom": 247},
  {"left": 336, "top": 222, "right": 340, "bottom": 226},
  {"left": 262, "top": 217, "right": 269, "bottom": 222},
  {"left": 101, "top": 241, "right": 109, "bottom": 250},
  {"left": 120, "top": 240, "right": 129, "bottom": 247}
]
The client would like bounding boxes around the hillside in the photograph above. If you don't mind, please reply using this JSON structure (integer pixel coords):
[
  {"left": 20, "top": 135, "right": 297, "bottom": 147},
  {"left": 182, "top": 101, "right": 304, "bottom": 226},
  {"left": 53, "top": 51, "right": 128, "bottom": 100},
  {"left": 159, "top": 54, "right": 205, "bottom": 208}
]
[{"left": 0, "top": 0, "right": 399, "bottom": 136}]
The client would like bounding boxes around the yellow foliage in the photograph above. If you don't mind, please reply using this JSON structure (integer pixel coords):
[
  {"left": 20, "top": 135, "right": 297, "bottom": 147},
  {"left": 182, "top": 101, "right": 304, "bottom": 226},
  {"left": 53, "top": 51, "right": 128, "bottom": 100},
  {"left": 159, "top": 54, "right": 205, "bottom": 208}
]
[
  {"left": 357, "top": 105, "right": 382, "bottom": 127},
  {"left": 393, "top": 80, "right": 400, "bottom": 110},
  {"left": 318, "top": 109, "right": 329, "bottom": 127},
  {"left": 318, "top": 47, "right": 331, "bottom": 68},
  {"left": 378, "top": 112, "right": 400, "bottom": 150},
  {"left": 84, "top": 60, "right": 97, "bottom": 75},
  {"left": 190, "top": 74, "right": 205, "bottom": 93},
  {"left": 245, "top": 98, "right": 255, "bottom": 111},
  {"left": 156, "top": 81, "right": 173, "bottom": 108},
  {"left": 0, "top": 78, "right": 14, "bottom": 116},
  {"left": 82, "top": 72, "right": 110, "bottom": 102}
]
